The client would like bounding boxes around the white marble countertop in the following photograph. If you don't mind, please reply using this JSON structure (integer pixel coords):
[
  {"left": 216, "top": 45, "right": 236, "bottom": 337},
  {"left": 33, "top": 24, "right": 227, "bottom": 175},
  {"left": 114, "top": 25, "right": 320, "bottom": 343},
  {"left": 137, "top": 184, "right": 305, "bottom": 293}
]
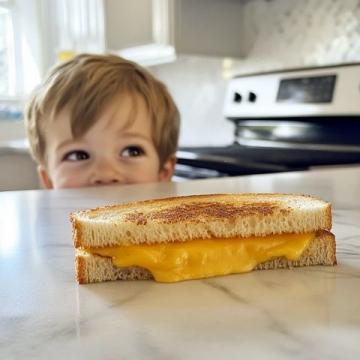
[{"left": 1, "top": 166, "right": 360, "bottom": 359}]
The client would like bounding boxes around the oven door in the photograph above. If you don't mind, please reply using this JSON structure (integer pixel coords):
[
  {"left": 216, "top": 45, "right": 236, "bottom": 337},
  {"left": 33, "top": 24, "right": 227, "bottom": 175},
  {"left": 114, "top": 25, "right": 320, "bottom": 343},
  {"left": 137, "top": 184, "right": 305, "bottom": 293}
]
[{"left": 175, "top": 149, "right": 302, "bottom": 180}]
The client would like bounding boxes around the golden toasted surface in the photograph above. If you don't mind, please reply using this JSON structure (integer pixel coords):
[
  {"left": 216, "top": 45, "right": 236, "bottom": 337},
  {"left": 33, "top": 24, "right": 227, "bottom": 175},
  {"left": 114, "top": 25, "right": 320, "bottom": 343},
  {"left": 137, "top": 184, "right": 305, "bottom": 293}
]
[
  {"left": 73, "top": 193, "right": 327, "bottom": 223},
  {"left": 71, "top": 193, "right": 332, "bottom": 248},
  {"left": 124, "top": 201, "right": 280, "bottom": 225}
]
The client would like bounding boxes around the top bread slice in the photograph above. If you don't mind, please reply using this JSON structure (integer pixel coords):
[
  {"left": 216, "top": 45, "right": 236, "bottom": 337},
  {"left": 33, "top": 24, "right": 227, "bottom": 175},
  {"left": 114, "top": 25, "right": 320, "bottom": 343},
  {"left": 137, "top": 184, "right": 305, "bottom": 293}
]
[{"left": 71, "top": 193, "right": 332, "bottom": 248}]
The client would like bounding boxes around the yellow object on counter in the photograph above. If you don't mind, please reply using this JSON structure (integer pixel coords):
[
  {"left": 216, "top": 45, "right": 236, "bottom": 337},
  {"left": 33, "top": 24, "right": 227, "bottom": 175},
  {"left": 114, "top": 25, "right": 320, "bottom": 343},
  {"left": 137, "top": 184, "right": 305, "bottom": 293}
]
[{"left": 86, "top": 232, "right": 315, "bottom": 282}]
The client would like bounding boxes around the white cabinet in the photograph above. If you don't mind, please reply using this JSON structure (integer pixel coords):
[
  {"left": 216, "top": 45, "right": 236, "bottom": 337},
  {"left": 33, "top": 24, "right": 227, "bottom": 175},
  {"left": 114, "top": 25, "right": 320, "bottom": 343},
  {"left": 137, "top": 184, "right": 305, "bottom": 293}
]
[
  {"left": 172, "top": 0, "right": 246, "bottom": 58},
  {"left": 104, "top": 0, "right": 154, "bottom": 50},
  {"left": 104, "top": 0, "right": 246, "bottom": 64},
  {"left": 104, "top": 0, "right": 176, "bottom": 65},
  {"left": 104, "top": 0, "right": 247, "bottom": 64},
  {"left": 54, "top": 0, "right": 247, "bottom": 66},
  {"left": 0, "top": 143, "right": 40, "bottom": 191}
]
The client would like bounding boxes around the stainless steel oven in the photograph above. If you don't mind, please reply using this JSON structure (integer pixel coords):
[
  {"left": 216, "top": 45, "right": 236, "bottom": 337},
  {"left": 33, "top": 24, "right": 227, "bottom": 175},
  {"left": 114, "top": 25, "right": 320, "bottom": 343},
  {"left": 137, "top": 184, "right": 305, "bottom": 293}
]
[{"left": 175, "top": 63, "right": 360, "bottom": 179}]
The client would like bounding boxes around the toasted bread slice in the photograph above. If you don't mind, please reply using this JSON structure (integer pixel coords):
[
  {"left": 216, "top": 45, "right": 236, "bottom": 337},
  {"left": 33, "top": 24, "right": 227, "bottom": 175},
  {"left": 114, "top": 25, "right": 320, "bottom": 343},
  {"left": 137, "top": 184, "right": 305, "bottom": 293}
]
[
  {"left": 71, "top": 193, "right": 332, "bottom": 248},
  {"left": 75, "top": 230, "right": 336, "bottom": 284}
]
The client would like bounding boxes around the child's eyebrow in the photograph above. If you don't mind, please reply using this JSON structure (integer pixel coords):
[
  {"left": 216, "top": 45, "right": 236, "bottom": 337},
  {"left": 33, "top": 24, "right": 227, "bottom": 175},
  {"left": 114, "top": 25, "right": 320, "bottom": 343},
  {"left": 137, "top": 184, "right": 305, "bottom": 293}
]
[
  {"left": 55, "top": 139, "right": 82, "bottom": 152},
  {"left": 116, "top": 131, "right": 152, "bottom": 142}
]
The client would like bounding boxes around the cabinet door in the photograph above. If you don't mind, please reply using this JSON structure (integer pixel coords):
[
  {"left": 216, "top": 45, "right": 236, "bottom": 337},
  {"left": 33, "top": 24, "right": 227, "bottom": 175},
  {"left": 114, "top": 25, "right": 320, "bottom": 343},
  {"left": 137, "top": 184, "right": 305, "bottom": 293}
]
[
  {"left": 104, "top": 0, "right": 245, "bottom": 61},
  {"left": 174, "top": 0, "right": 246, "bottom": 58},
  {"left": 54, "top": 0, "right": 246, "bottom": 65},
  {"left": 104, "top": 0, "right": 154, "bottom": 49},
  {"left": 104, "top": 0, "right": 246, "bottom": 62}
]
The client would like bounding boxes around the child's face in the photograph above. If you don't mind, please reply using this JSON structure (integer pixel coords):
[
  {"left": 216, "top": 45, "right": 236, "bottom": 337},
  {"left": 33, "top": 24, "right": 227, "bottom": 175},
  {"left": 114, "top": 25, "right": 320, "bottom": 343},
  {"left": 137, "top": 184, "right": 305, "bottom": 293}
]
[{"left": 39, "top": 93, "right": 175, "bottom": 189}]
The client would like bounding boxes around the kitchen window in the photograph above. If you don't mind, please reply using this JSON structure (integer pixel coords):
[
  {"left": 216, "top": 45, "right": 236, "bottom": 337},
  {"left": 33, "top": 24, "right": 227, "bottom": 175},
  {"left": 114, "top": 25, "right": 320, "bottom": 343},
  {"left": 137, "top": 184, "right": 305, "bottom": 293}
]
[
  {"left": 0, "top": 0, "right": 43, "bottom": 119},
  {"left": 0, "top": 0, "right": 17, "bottom": 98}
]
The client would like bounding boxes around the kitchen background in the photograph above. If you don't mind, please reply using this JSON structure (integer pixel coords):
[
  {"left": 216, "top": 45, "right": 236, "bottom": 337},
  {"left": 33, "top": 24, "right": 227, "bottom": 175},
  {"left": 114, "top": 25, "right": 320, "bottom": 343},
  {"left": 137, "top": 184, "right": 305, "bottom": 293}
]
[
  {"left": 1, "top": 0, "right": 360, "bottom": 189},
  {"left": 152, "top": 0, "right": 360, "bottom": 146}
]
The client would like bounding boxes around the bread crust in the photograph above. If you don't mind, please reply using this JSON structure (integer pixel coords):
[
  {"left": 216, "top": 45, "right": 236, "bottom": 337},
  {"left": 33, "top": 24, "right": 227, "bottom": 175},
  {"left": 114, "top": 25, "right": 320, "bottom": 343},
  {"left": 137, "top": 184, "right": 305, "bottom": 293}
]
[
  {"left": 71, "top": 217, "right": 83, "bottom": 249},
  {"left": 75, "top": 230, "right": 336, "bottom": 284},
  {"left": 71, "top": 193, "right": 332, "bottom": 248}
]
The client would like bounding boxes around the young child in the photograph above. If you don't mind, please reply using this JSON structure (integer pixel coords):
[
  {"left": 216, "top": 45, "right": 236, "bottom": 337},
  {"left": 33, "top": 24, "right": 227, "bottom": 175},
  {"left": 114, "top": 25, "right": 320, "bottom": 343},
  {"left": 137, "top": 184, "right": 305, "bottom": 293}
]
[{"left": 25, "top": 54, "right": 180, "bottom": 189}]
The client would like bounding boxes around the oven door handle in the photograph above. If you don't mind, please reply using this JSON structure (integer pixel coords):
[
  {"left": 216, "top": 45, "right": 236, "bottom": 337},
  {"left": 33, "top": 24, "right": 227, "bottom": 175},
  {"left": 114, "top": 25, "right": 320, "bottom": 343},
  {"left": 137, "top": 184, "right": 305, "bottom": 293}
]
[{"left": 176, "top": 150, "right": 295, "bottom": 173}]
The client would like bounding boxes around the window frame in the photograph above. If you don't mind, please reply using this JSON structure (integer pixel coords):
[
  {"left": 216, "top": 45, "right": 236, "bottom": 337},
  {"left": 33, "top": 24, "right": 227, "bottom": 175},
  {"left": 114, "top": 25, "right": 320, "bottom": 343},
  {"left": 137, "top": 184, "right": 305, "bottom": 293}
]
[
  {"left": 0, "top": 0, "right": 46, "bottom": 106},
  {"left": 0, "top": 0, "right": 20, "bottom": 102}
]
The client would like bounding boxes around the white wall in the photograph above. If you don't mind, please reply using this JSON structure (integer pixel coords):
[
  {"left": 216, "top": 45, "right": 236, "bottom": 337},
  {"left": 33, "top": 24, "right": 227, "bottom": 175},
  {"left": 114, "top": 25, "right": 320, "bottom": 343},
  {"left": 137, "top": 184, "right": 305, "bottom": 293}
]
[
  {"left": 150, "top": 56, "right": 236, "bottom": 147},
  {"left": 151, "top": 0, "right": 360, "bottom": 147}
]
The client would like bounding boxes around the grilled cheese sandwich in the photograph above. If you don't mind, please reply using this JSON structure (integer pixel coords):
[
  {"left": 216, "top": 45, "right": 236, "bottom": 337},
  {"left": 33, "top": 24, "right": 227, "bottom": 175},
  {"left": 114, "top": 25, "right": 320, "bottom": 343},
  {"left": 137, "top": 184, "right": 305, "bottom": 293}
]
[{"left": 71, "top": 193, "right": 336, "bottom": 284}]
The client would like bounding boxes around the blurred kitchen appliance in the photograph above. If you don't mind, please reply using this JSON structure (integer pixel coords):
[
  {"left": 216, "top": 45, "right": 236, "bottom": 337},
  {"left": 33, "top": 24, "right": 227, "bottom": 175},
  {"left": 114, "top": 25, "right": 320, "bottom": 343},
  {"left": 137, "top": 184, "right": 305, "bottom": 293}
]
[{"left": 176, "top": 63, "right": 360, "bottom": 179}]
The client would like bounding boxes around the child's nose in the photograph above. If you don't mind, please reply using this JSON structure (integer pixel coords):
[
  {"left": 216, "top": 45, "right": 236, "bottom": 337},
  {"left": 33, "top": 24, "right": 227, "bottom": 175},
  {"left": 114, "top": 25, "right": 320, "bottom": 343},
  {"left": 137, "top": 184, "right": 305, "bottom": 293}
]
[
  {"left": 93, "top": 177, "right": 119, "bottom": 185},
  {"left": 91, "top": 162, "right": 124, "bottom": 186}
]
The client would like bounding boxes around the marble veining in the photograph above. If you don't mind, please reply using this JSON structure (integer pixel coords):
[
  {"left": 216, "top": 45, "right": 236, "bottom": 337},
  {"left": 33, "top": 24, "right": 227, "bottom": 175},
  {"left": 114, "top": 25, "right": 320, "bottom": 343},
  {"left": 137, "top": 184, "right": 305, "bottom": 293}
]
[{"left": 1, "top": 167, "right": 360, "bottom": 359}]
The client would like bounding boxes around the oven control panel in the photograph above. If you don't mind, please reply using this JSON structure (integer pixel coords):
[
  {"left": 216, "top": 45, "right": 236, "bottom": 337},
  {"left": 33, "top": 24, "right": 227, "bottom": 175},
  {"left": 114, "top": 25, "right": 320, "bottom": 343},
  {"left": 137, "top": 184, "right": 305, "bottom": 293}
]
[
  {"left": 224, "top": 63, "right": 360, "bottom": 118},
  {"left": 276, "top": 75, "right": 336, "bottom": 103}
]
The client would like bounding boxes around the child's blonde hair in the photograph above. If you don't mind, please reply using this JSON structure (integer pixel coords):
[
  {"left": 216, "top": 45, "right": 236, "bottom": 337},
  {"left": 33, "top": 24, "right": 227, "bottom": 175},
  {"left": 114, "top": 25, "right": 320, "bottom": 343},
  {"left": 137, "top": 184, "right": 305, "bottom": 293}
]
[{"left": 25, "top": 53, "right": 180, "bottom": 166}]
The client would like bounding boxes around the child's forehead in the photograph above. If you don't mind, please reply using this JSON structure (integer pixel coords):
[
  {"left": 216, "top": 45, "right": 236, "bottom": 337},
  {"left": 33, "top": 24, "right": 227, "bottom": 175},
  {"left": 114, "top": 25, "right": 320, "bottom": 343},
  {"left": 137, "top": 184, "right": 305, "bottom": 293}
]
[
  {"left": 108, "top": 91, "right": 148, "bottom": 112},
  {"left": 50, "top": 90, "right": 153, "bottom": 139},
  {"left": 96, "top": 92, "right": 151, "bottom": 130}
]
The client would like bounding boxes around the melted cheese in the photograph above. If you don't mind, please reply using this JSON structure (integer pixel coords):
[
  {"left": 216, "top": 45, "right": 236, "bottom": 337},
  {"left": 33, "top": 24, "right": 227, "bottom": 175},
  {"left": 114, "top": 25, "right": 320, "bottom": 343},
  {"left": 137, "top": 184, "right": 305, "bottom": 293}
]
[{"left": 87, "top": 233, "right": 315, "bottom": 283}]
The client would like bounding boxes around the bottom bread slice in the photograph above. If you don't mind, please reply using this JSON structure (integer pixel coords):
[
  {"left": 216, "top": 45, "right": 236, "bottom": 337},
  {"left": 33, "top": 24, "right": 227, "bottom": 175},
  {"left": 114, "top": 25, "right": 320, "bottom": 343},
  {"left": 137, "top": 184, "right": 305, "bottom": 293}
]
[{"left": 75, "top": 230, "right": 336, "bottom": 284}]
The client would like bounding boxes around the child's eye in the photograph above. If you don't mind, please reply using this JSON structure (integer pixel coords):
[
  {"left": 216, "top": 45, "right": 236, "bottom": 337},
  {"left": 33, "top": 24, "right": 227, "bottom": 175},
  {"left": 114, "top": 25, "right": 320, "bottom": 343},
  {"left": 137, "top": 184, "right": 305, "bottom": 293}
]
[
  {"left": 121, "top": 146, "right": 145, "bottom": 158},
  {"left": 63, "top": 150, "right": 90, "bottom": 161}
]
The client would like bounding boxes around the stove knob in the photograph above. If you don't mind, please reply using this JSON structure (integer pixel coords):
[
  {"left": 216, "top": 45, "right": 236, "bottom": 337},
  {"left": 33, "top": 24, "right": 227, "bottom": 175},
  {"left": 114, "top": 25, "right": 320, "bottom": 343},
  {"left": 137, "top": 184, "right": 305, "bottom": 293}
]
[
  {"left": 233, "top": 92, "right": 242, "bottom": 103},
  {"left": 248, "top": 92, "right": 257, "bottom": 102}
]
